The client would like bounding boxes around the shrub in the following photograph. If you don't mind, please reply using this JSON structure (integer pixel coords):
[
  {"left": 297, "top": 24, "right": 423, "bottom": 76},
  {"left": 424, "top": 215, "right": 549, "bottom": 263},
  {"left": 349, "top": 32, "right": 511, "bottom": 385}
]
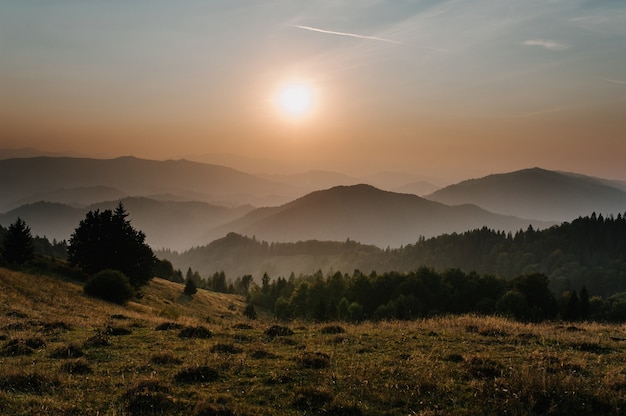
[
  {"left": 292, "top": 387, "right": 332, "bottom": 411},
  {"left": 109, "top": 327, "right": 132, "bottom": 336},
  {"left": 178, "top": 326, "right": 212, "bottom": 339},
  {"left": 49, "top": 344, "right": 84, "bottom": 359},
  {"left": 0, "top": 340, "right": 33, "bottom": 357},
  {"left": 84, "top": 269, "right": 134, "bottom": 304},
  {"left": 210, "top": 343, "right": 243, "bottom": 354},
  {"left": 249, "top": 349, "right": 278, "bottom": 360},
  {"left": 320, "top": 325, "right": 346, "bottom": 334},
  {"left": 60, "top": 358, "right": 92, "bottom": 375},
  {"left": 0, "top": 370, "right": 59, "bottom": 394},
  {"left": 264, "top": 325, "right": 294, "bottom": 338},
  {"left": 243, "top": 304, "right": 257, "bottom": 320},
  {"left": 175, "top": 366, "right": 219, "bottom": 383},
  {"left": 155, "top": 322, "right": 183, "bottom": 331},
  {"left": 121, "top": 379, "right": 175, "bottom": 416},
  {"left": 84, "top": 327, "right": 112, "bottom": 348},
  {"left": 232, "top": 323, "right": 253, "bottom": 330},
  {"left": 150, "top": 350, "right": 182, "bottom": 365},
  {"left": 194, "top": 402, "right": 235, "bottom": 416},
  {"left": 299, "top": 351, "right": 331, "bottom": 369}
]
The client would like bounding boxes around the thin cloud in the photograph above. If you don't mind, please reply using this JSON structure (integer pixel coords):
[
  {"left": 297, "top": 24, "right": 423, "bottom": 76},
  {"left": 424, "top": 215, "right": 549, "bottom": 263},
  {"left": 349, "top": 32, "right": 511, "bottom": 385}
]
[
  {"left": 603, "top": 78, "right": 626, "bottom": 85},
  {"left": 522, "top": 39, "right": 569, "bottom": 51},
  {"left": 291, "top": 25, "right": 401, "bottom": 44}
]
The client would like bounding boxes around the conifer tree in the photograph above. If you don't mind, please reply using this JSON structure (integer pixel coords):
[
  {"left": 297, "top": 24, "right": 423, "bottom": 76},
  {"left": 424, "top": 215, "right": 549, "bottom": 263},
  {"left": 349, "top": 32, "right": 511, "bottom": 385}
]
[
  {"left": 1, "top": 217, "right": 34, "bottom": 266},
  {"left": 68, "top": 203, "right": 155, "bottom": 287}
]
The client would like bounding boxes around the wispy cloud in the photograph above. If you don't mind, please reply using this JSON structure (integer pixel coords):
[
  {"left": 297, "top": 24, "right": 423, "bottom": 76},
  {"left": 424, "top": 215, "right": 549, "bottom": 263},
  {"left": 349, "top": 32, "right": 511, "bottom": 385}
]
[
  {"left": 291, "top": 25, "right": 401, "bottom": 44},
  {"left": 522, "top": 39, "right": 569, "bottom": 51},
  {"left": 603, "top": 78, "right": 626, "bottom": 85}
]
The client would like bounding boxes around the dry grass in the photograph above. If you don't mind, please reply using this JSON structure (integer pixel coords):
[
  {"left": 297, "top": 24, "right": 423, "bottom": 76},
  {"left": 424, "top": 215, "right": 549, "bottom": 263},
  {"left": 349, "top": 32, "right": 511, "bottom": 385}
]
[{"left": 1, "top": 267, "right": 626, "bottom": 415}]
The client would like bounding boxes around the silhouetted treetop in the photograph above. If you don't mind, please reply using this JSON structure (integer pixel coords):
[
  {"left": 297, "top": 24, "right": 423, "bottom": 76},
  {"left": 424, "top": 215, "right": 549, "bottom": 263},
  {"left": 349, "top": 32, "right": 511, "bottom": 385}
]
[{"left": 68, "top": 202, "right": 156, "bottom": 287}]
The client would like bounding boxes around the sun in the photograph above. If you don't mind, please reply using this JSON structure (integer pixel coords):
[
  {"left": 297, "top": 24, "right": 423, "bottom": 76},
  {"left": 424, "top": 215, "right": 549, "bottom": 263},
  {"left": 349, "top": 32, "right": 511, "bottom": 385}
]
[{"left": 275, "top": 82, "right": 315, "bottom": 119}]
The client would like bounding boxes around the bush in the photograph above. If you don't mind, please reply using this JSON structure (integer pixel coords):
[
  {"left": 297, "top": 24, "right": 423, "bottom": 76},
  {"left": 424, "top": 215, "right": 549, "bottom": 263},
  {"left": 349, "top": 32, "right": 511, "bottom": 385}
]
[
  {"left": 121, "top": 379, "right": 175, "bottom": 416},
  {"left": 175, "top": 366, "right": 219, "bottom": 383},
  {"left": 84, "top": 270, "right": 134, "bottom": 304},
  {"left": 178, "top": 326, "right": 212, "bottom": 339},
  {"left": 243, "top": 304, "right": 257, "bottom": 320},
  {"left": 264, "top": 325, "right": 294, "bottom": 338}
]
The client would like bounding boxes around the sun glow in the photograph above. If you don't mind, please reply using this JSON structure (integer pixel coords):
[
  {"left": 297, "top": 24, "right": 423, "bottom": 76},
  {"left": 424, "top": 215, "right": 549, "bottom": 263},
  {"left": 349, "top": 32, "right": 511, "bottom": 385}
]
[{"left": 275, "top": 82, "right": 315, "bottom": 119}]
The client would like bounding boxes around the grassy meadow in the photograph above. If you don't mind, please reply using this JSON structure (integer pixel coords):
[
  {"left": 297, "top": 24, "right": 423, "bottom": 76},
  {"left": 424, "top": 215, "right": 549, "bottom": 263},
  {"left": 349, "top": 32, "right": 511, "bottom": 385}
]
[{"left": 1, "top": 267, "right": 625, "bottom": 415}]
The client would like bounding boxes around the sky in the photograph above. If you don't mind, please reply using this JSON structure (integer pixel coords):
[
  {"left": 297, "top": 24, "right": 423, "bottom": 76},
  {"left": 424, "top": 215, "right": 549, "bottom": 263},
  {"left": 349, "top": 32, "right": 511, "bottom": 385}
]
[{"left": 1, "top": 0, "right": 625, "bottom": 181}]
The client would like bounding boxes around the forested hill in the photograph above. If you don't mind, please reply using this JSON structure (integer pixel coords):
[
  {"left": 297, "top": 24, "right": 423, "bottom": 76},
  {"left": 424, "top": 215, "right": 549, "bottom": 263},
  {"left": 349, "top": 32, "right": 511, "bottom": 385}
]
[
  {"left": 160, "top": 213, "right": 626, "bottom": 297},
  {"left": 394, "top": 213, "right": 626, "bottom": 296}
]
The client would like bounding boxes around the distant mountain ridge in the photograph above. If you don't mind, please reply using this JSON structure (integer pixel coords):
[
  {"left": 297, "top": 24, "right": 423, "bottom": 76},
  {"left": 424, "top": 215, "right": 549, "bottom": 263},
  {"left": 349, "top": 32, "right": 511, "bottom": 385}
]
[
  {"left": 0, "top": 197, "right": 253, "bottom": 251},
  {"left": 0, "top": 156, "right": 296, "bottom": 211},
  {"left": 210, "top": 184, "right": 550, "bottom": 248},
  {"left": 426, "top": 167, "right": 626, "bottom": 221}
]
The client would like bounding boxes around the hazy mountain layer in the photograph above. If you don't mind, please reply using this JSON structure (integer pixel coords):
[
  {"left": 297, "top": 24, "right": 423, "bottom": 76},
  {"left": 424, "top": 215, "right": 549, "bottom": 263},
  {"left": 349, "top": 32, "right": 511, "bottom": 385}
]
[
  {"left": 426, "top": 168, "right": 626, "bottom": 221},
  {"left": 0, "top": 197, "right": 253, "bottom": 251},
  {"left": 0, "top": 156, "right": 296, "bottom": 210},
  {"left": 211, "top": 184, "right": 550, "bottom": 248}
]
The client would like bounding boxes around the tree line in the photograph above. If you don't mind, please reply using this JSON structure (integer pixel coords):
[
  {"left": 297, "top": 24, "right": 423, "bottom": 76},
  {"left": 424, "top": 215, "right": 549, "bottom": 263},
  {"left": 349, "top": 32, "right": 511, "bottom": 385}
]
[
  {"left": 243, "top": 267, "right": 625, "bottom": 323},
  {"left": 161, "top": 213, "right": 626, "bottom": 299}
]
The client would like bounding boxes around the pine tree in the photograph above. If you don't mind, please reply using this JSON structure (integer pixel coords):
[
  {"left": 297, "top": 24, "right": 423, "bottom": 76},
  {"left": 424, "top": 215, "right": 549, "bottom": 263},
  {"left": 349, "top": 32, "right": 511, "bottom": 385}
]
[
  {"left": 184, "top": 277, "right": 197, "bottom": 295},
  {"left": 1, "top": 217, "right": 34, "bottom": 266},
  {"left": 68, "top": 203, "right": 156, "bottom": 287}
]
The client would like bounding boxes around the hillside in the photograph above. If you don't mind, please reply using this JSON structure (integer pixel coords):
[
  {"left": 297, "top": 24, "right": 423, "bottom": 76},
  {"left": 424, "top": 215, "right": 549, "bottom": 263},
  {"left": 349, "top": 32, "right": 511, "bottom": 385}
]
[
  {"left": 211, "top": 184, "right": 550, "bottom": 248},
  {"left": 1, "top": 267, "right": 625, "bottom": 415},
  {"left": 158, "top": 232, "right": 384, "bottom": 280},
  {"left": 426, "top": 168, "right": 626, "bottom": 221},
  {"left": 0, "top": 156, "right": 296, "bottom": 211}
]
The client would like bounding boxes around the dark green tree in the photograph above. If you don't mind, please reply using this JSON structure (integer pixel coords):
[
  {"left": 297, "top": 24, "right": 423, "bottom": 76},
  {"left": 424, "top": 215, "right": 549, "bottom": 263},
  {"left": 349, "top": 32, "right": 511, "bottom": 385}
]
[
  {"left": 154, "top": 258, "right": 178, "bottom": 281},
  {"left": 563, "top": 290, "right": 581, "bottom": 321},
  {"left": 68, "top": 203, "right": 156, "bottom": 287},
  {"left": 184, "top": 277, "right": 198, "bottom": 296},
  {"left": 209, "top": 271, "right": 228, "bottom": 293},
  {"left": 243, "top": 303, "right": 257, "bottom": 320},
  {"left": 1, "top": 217, "right": 34, "bottom": 266},
  {"left": 579, "top": 286, "right": 590, "bottom": 320}
]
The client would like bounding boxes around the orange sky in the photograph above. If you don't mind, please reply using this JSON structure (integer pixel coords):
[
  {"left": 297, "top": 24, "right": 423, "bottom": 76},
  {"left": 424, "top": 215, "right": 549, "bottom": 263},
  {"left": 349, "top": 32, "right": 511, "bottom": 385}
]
[{"left": 1, "top": 1, "right": 625, "bottom": 181}]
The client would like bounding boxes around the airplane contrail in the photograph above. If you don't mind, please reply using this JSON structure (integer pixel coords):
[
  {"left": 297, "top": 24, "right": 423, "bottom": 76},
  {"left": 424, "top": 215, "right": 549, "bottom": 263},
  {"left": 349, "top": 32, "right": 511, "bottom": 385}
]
[{"left": 291, "top": 25, "right": 401, "bottom": 44}]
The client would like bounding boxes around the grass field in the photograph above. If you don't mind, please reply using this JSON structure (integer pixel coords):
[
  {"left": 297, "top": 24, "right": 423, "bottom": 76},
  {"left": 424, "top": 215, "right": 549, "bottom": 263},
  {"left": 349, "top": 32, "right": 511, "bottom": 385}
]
[{"left": 1, "top": 267, "right": 625, "bottom": 415}]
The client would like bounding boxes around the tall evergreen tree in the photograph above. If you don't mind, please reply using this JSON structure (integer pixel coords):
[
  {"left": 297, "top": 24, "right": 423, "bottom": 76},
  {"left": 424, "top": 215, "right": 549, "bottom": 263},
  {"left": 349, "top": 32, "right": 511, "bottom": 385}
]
[
  {"left": 1, "top": 217, "right": 34, "bottom": 266},
  {"left": 68, "top": 203, "right": 156, "bottom": 287}
]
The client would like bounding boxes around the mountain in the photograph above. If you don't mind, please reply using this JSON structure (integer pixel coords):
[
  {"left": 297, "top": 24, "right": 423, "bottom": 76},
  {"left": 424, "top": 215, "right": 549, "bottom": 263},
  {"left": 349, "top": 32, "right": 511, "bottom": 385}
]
[
  {"left": 0, "top": 202, "right": 84, "bottom": 242},
  {"left": 0, "top": 156, "right": 297, "bottom": 211},
  {"left": 210, "top": 184, "right": 550, "bottom": 248},
  {"left": 425, "top": 168, "right": 626, "bottom": 221},
  {"left": 158, "top": 232, "right": 385, "bottom": 280},
  {"left": 0, "top": 197, "right": 254, "bottom": 251}
]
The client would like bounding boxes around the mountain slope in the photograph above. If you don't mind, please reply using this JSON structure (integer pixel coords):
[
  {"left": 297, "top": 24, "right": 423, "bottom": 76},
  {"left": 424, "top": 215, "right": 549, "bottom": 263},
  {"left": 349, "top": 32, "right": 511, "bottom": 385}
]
[
  {"left": 211, "top": 184, "right": 550, "bottom": 248},
  {"left": 425, "top": 168, "right": 626, "bottom": 221},
  {"left": 0, "top": 156, "right": 296, "bottom": 210}
]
